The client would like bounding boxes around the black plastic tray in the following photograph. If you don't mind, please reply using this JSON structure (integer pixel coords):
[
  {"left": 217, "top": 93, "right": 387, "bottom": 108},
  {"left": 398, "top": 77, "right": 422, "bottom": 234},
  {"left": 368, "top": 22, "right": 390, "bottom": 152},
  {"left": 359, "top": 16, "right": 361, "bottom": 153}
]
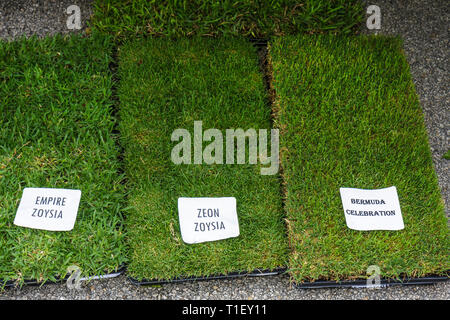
[
  {"left": 294, "top": 272, "right": 449, "bottom": 289},
  {"left": 1, "top": 264, "right": 126, "bottom": 288},
  {"left": 128, "top": 267, "right": 287, "bottom": 286}
]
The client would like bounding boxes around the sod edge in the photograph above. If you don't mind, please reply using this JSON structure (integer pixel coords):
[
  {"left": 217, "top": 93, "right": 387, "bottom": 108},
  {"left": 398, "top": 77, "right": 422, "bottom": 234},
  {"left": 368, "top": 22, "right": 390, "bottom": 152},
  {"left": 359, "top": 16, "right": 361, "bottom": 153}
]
[
  {"left": 118, "top": 37, "right": 289, "bottom": 281},
  {"left": 293, "top": 272, "right": 449, "bottom": 289},
  {"left": 128, "top": 267, "right": 287, "bottom": 286},
  {"left": 91, "top": 0, "right": 364, "bottom": 38},
  {"left": 1, "top": 265, "right": 126, "bottom": 289},
  {"left": 0, "top": 34, "right": 126, "bottom": 285}
]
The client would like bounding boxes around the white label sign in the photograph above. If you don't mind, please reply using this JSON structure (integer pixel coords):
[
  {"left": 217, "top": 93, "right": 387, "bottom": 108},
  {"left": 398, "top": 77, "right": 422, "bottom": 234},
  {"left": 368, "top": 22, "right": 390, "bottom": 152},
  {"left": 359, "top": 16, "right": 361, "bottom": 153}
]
[
  {"left": 340, "top": 186, "right": 404, "bottom": 231},
  {"left": 178, "top": 197, "right": 240, "bottom": 244},
  {"left": 14, "top": 188, "right": 81, "bottom": 231}
]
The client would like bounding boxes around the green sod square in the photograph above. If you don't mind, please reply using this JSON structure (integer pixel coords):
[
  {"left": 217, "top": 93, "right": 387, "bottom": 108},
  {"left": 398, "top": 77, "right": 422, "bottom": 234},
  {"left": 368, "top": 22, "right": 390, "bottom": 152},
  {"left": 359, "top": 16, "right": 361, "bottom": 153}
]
[
  {"left": 0, "top": 34, "right": 126, "bottom": 285},
  {"left": 118, "top": 37, "right": 289, "bottom": 281},
  {"left": 269, "top": 35, "right": 449, "bottom": 282}
]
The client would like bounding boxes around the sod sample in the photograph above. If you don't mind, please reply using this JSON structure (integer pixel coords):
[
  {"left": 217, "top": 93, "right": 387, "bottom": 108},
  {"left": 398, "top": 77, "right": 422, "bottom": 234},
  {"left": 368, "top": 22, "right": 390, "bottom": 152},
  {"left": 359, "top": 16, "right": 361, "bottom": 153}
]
[
  {"left": 269, "top": 35, "right": 449, "bottom": 282},
  {"left": 92, "top": 0, "right": 363, "bottom": 38},
  {"left": 443, "top": 150, "right": 450, "bottom": 160},
  {"left": 0, "top": 35, "right": 126, "bottom": 285},
  {"left": 119, "top": 37, "right": 288, "bottom": 281}
]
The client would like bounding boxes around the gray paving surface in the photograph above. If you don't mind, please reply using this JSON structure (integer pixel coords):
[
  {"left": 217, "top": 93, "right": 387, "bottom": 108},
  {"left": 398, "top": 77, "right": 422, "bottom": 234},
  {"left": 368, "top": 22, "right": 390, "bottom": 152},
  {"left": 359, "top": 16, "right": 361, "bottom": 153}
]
[
  {"left": 0, "top": 0, "right": 448, "bottom": 300},
  {"left": 0, "top": 0, "right": 91, "bottom": 39}
]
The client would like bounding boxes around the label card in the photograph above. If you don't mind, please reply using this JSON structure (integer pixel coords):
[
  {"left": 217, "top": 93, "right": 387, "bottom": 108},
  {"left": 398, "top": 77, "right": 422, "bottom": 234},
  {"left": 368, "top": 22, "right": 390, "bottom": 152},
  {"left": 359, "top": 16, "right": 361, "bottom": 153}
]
[
  {"left": 178, "top": 197, "right": 240, "bottom": 244},
  {"left": 14, "top": 188, "right": 82, "bottom": 231},
  {"left": 339, "top": 186, "right": 404, "bottom": 231}
]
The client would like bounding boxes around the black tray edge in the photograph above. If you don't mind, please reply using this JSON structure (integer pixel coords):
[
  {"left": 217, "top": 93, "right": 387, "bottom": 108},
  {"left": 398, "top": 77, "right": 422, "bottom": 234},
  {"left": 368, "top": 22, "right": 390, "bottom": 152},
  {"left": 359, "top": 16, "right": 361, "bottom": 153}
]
[{"left": 128, "top": 267, "right": 287, "bottom": 286}]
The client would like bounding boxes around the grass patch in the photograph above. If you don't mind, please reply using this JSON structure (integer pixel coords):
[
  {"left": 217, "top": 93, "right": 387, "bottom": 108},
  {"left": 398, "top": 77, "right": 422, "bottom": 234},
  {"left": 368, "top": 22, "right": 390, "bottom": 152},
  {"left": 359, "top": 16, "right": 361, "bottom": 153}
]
[
  {"left": 443, "top": 150, "right": 450, "bottom": 160},
  {"left": 118, "top": 37, "right": 288, "bottom": 281},
  {"left": 91, "top": 0, "right": 364, "bottom": 39},
  {"left": 269, "top": 35, "right": 449, "bottom": 282},
  {"left": 0, "top": 34, "right": 126, "bottom": 285}
]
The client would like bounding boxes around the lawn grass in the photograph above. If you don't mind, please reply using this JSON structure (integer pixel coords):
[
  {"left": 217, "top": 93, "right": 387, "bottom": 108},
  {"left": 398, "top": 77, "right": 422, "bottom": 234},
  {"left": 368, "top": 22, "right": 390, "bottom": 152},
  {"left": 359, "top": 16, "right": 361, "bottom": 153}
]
[
  {"left": 269, "top": 35, "right": 449, "bottom": 282},
  {"left": 91, "top": 0, "right": 364, "bottom": 39},
  {"left": 0, "top": 34, "right": 126, "bottom": 285},
  {"left": 118, "top": 37, "right": 289, "bottom": 281}
]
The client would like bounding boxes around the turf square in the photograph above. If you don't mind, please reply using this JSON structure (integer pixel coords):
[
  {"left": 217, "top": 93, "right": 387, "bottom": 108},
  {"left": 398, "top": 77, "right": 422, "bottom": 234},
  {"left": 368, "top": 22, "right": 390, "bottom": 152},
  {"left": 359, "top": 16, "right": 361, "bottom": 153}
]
[
  {"left": 0, "top": 34, "right": 126, "bottom": 285},
  {"left": 269, "top": 35, "right": 449, "bottom": 282},
  {"left": 118, "top": 37, "right": 289, "bottom": 281}
]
